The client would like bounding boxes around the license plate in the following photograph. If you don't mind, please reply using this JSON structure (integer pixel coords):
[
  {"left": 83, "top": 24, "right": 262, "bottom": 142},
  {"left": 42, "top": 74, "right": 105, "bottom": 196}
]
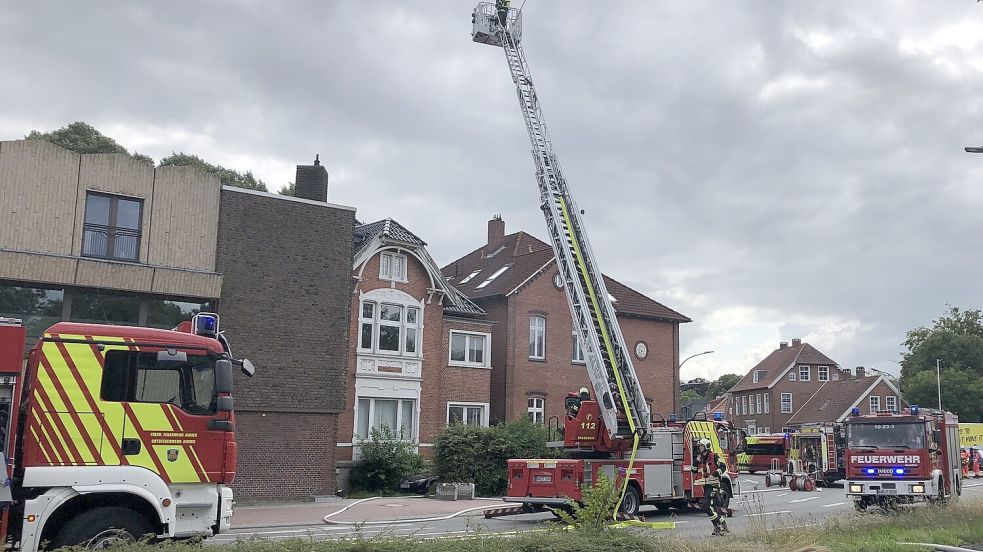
[
  {"left": 876, "top": 489, "right": 897, "bottom": 495},
  {"left": 534, "top": 475, "right": 552, "bottom": 483}
]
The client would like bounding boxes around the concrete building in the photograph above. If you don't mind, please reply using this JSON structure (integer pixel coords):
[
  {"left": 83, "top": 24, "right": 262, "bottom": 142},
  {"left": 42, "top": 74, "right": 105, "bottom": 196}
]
[
  {"left": 442, "top": 217, "right": 690, "bottom": 425},
  {"left": 0, "top": 139, "right": 356, "bottom": 499},
  {"left": 334, "top": 219, "right": 491, "bottom": 489}
]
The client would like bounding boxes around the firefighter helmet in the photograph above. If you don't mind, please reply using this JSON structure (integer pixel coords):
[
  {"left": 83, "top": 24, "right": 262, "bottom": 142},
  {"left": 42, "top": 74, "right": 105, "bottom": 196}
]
[{"left": 698, "top": 438, "right": 711, "bottom": 448}]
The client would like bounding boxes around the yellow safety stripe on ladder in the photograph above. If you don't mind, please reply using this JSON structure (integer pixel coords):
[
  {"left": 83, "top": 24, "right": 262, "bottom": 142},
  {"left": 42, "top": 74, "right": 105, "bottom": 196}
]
[{"left": 556, "top": 195, "right": 641, "bottom": 520}]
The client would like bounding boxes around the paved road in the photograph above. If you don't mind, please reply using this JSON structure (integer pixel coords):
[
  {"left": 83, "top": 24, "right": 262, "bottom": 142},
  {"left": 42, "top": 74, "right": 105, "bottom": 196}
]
[{"left": 209, "top": 475, "right": 983, "bottom": 544}]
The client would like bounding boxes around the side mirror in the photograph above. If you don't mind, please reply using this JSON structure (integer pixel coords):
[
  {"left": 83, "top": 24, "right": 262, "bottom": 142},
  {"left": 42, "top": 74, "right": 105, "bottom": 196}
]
[
  {"left": 933, "top": 430, "right": 942, "bottom": 444},
  {"left": 239, "top": 359, "right": 256, "bottom": 378},
  {"left": 215, "top": 359, "right": 233, "bottom": 394},
  {"left": 217, "top": 396, "right": 234, "bottom": 412}
]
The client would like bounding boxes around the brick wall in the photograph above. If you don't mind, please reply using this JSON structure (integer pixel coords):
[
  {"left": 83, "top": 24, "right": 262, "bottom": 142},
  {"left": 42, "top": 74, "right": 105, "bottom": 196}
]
[
  {"left": 861, "top": 381, "right": 904, "bottom": 414},
  {"left": 216, "top": 188, "right": 355, "bottom": 498}
]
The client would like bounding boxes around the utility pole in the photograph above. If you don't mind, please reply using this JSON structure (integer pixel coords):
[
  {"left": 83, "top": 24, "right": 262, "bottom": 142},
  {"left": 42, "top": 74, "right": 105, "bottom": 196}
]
[{"left": 935, "top": 358, "right": 943, "bottom": 410}]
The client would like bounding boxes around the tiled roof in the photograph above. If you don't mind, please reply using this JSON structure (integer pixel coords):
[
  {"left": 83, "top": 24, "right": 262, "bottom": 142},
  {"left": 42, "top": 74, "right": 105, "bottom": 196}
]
[
  {"left": 442, "top": 231, "right": 690, "bottom": 322},
  {"left": 729, "top": 342, "right": 840, "bottom": 393},
  {"left": 787, "top": 376, "right": 904, "bottom": 425},
  {"left": 706, "top": 394, "right": 730, "bottom": 415}
]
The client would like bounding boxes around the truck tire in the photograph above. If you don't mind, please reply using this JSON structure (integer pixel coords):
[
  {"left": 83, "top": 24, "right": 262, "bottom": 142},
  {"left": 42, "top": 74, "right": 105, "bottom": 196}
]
[
  {"left": 50, "top": 506, "right": 154, "bottom": 549},
  {"left": 620, "top": 485, "right": 641, "bottom": 517}
]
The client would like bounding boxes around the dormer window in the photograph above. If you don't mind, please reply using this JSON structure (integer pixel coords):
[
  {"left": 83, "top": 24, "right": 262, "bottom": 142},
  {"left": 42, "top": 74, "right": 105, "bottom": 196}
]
[{"left": 380, "top": 252, "right": 407, "bottom": 282}]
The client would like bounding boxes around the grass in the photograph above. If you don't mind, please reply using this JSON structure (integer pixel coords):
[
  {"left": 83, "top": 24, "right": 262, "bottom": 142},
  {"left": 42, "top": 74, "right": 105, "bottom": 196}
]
[{"left": 66, "top": 498, "right": 983, "bottom": 552}]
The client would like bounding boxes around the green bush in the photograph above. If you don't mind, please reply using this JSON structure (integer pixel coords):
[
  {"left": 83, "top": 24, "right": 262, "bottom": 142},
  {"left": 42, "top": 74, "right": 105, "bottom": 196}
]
[
  {"left": 433, "top": 418, "right": 561, "bottom": 497},
  {"left": 350, "top": 426, "right": 424, "bottom": 493},
  {"left": 552, "top": 473, "right": 620, "bottom": 531}
]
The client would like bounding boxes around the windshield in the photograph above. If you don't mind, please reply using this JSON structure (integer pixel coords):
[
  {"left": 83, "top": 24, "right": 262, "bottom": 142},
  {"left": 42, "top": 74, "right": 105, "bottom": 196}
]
[
  {"left": 746, "top": 442, "right": 785, "bottom": 455},
  {"left": 847, "top": 422, "right": 925, "bottom": 449}
]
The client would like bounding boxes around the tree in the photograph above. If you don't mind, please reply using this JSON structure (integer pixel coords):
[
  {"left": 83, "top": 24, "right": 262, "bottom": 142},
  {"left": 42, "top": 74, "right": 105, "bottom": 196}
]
[
  {"left": 277, "top": 182, "right": 296, "bottom": 196},
  {"left": 707, "top": 373, "right": 742, "bottom": 399},
  {"left": 680, "top": 389, "right": 703, "bottom": 404},
  {"left": 899, "top": 306, "right": 983, "bottom": 422},
  {"left": 27, "top": 122, "right": 153, "bottom": 165},
  {"left": 158, "top": 153, "right": 268, "bottom": 192}
]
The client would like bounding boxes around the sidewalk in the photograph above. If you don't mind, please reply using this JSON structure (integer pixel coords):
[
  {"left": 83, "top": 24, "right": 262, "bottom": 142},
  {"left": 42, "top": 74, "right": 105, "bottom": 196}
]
[{"left": 232, "top": 497, "right": 507, "bottom": 529}]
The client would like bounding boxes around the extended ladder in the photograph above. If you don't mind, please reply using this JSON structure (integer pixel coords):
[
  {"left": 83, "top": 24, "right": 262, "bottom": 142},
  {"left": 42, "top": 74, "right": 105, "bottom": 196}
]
[{"left": 472, "top": 3, "right": 650, "bottom": 443}]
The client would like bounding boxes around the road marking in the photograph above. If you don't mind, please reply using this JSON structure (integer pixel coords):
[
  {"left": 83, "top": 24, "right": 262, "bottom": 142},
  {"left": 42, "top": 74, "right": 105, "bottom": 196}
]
[
  {"left": 788, "top": 496, "right": 821, "bottom": 504},
  {"left": 741, "top": 479, "right": 758, "bottom": 484},
  {"left": 740, "top": 488, "right": 787, "bottom": 494},
  {"left": 742, "top": 510, "right": 791, "bottom": 517},
  {"left": 820, "top": 502, "right": 845, "bottom": 508},
  {"left": 963, "top": 482, "right": 983, "bottom": 488},
  {"left": 776, "top": 492, "right": 789, "bottom": 497}
]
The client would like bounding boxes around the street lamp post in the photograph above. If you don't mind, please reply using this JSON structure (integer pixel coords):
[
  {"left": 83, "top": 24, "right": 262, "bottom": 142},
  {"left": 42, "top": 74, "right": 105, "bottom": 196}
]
[
  {"left": 936, "top": 358, "right": 943, "bottom": 411},
  {"left": 679, "top": 350, "right": 714, "bottom": 371},
  {"left": 965, "top": 146, "right": 983, "bottom": 153}
]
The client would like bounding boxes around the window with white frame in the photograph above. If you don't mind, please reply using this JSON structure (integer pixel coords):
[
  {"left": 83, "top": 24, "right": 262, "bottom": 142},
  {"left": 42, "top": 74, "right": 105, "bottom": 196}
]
[
  {"left": 449, "top": 331, "right": 490, "bottom": 367},
  {"left": 781, "top": 393, "right": 792, "bottom": 413},
  {"left": 572, "top": 333, "right": 585, "bottom": 364},
  {"left": 752, "top": 371, "right": 760, "bottom": 384},
  {"left": 359, "top": 300, "right": 420, "bottom": 356},
  {"left": 529, "top": 316, "right": 546, "bottom": 359},
  {"left": 869, "top": 395, "right": 880, "bottom": 413},
  {"left": 756, "top": 394, "right": 762, "bottom": 414},
  {"left": 764, "top": 427, "right": 771, "bottom": 433},
  {"left": 356, "top": 397, "right": 416, "bottom": 440},
  {"left": 799, "top": 365, "right": 810, "bottom": 381},
  {"left": 447, "top": 403, "right": 488, "bottom": 426},
  {"left": 789, "top": 371, "right": 797, "bottom": 381},
  {"left": 379, "top": 251, "right": 407, "bottom": 282},
  {"left": 527, "top": 397, "right": 545, "bottom": 424},
  {"left": 885, "top": 395, "right": 897, "bottom": 412},
  {"left": 741, "top": 395, "right": 748, "bottom": 416},
  {"left": 763, "top": 393, "right": 770, "bottom": 414},
  {"left": 818, "top": 365, "right": 829, "bottom": 381}
]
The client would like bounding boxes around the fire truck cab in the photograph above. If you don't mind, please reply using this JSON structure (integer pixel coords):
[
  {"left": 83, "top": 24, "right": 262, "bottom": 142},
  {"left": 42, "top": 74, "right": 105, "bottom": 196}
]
[
  {"left": 0, "top": 315, "right": 253, "bottom": 550},
  {"left": 786, "top": 423, "right": 845, "bottom": 486},
  {"left": 844, "top": 405, "right": 960, "bottom": 511}
]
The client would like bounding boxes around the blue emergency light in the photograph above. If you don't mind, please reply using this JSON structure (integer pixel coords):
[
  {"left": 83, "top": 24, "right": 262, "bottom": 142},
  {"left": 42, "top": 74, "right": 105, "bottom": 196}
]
[
  {"left": 851, "top": 407, "right": 861, "bottom": 416},
  {"left": 894, "top": 468, "right": 905, "bottom": 475},
  {"left": 669, "top": 413, "right": 677, "bottom": 422},
  {"left": 910, "top": 404, "right": 920, "bottom": 415},
  {"left": 713, "top": 412, "right": 723, "bottom": 421},
  {"left": 865, "top": 468, "right": 876, "bottom": 475},
  {"left": 192, "top": 313, "right": 219, "bottom": 337}
]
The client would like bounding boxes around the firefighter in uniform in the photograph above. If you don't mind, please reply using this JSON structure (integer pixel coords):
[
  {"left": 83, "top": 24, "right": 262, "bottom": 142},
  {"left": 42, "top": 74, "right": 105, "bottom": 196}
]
[
  {"left": 496, "top": 0, "right": 510, "bottom": 27},
  {"left": 961, "top": 448, "right": 970, "bottom": 478},
  {"left": 691, "top": 437, "right": 729, "bottom": 535}
]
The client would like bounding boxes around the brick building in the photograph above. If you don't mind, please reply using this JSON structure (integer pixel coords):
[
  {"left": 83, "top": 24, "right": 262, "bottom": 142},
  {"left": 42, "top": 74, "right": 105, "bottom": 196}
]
[
  {"left": 0, "top": 139, "right": 356, "bottom": 499},
  {"left": 727, "top": 339, "right": 850, "bottom": 434},
  {"left": 335, "top": 219, "right": 491, "bottom": 489},
  {"left": 442, "top": 217, "right": 690, "bottom": 425},
  {"left": 787, "top": 369, "right": 906, "bottom": 425}
]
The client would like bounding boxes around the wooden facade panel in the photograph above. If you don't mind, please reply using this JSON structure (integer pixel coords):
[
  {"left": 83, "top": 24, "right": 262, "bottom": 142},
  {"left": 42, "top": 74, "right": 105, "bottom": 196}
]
[
  {"left": 147, "top": 166, "right": 221, "bottom": 271},
  {"left": 151, "top": 268, "right": 222, "bottom": 299},
  {"left": 75, "top": 259, "right": 154, "bottom": 292},
  {"left": 0, "top": 140, "right": 80, "bottom": 255},
  {"left": 0, "top": 250, "right": 77, "bottom": 286},
  {"left": 74, "top": 154, "right": 155, "bottom": 261}
]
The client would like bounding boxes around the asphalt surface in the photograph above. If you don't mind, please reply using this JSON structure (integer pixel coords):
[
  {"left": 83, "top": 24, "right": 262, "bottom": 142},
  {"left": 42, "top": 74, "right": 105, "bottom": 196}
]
[{"left": 209, "top": 474, "right": 983, "bottom": 544}]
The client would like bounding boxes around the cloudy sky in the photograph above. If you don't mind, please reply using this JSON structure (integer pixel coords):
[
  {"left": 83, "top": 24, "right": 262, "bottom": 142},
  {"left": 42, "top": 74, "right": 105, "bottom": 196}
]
[{"left": 3, "top": 1, "right": 982, "bottom": 382}]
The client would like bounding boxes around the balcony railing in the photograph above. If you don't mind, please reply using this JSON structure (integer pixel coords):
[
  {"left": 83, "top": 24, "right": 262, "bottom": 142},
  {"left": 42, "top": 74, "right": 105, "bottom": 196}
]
[{"left": 82, "top": 223, "right": 140, "bottom": 262}]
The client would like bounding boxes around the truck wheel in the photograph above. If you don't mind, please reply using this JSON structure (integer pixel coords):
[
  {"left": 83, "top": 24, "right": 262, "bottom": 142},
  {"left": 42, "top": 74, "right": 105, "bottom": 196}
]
[
  {"left": 620, "top": 486, "right": 641, "bottom": 517},
  {"left": 50, "top": 506, "right": 154, "bottom": 549}
]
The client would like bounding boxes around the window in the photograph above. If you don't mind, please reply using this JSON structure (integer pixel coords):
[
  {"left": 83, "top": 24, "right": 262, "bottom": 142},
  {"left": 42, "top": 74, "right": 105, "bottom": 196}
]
[
  {"left": 572, "top": 333, "right": 585, "bottom": 364},
  {"left": 358, "top": 300, "right": 420, "bottom": 356},
  {"left": 527, "top": 397, "right": 544, "bottom": 424},
  {"left": 869, "top": 395, "right": 881, "bottom": 413},
  {"left": 475, "top": 265, "right": 511, "bottom": 289},
  {"left": 146, "top": 299, "right": 208, "bottom": 329},
  {"left": 101, "top": 350, "right": 216, "bottom": 415},
  {"left": 0, "top": 285, "right": 64, "bottom": 339},
  {"left": 763, "top": 427, "right": 771, "bottom": 434},
  {"left": 764, "top": 393, "right": 770, "bottom": 414},
  {"left": 356, "top": 397, "right": 416, "bottom": 440},
  {"left": 449, "top": 331, "right": 490, "bottom": 367},
  {"left": 752, "top": 370, "right": 764, "bottom": 384},
  {"left": 789, "top": 371, "right": 797, "bottom": 381},
  {"left": 781, "top": 393, "right": 792, "bottom": 414},
  {"left": 799, "top": 365, "right": 810, "bottom": 381},
  {"left": 379, "top": 252, "right": 407, "bottom": 281},
  {"left": 71, "top": 290, "right": 140, "bottom": 326},
  {"left": 832, "top": 371, "right": 840, "bottom": 381},
  {"left": 528, "top": 316, "right": 546, "bottom": 359},
  {"left": 818, "top": 365, "right": 829, "bottom": 381},
  {"left": 447, "top": 403, "right": 488, "bottom": 427},
  {"left": 741, "top": 395, "right": 748, "bottom": 416},
  {"left": 885, "top": 395, "right": 897, "bottom": 412},
  {"left": 82, "top": 192, "right": 143, "bottom": 262},
  {"left": 459, "top": 270, "right": 482, "bottom": 284},
  {"left": 755, "top": 394, "right": 762, "bottom": 415}
]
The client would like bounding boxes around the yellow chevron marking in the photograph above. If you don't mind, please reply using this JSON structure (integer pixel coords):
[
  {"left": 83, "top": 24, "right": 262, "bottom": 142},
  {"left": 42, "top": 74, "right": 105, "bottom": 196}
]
[{"left": 30, "top": 426, "right": 53, "bottom": 464}]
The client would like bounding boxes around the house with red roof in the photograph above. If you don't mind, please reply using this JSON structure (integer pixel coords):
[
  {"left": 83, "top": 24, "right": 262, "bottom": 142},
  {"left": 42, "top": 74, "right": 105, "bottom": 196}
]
[
  {"left": 787, "top": 369, "right": 906, "bottom": 425},
  {"left": 442, "top": 217, "right": 690, "bottom": 425}
]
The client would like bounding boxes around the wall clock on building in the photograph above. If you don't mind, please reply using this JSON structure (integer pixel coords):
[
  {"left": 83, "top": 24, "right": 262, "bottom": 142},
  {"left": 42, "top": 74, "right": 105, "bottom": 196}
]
[
  {"left": 634, "top": 341, "right": 648, "bottom": 360},
  {"left": 553, "top": 273, "right": 563, "bottom": 289}
]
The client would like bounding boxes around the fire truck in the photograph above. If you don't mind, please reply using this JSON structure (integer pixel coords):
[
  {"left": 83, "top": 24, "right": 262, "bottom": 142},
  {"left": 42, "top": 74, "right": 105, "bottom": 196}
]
[
  {"left": 0, "top": 314, "right": 254, "bottom": 550},
  {"left": 786, "top": 423, "right": 845, "bottom": 486},
  {"left": 736, "top": 434, "right": 787, "bottom": 473},
  {"left": 844, "top": 405, "right": 961, "bottom": 511},
  {"left": 471, "top": 4, "right": 742, "bottom": 518}
]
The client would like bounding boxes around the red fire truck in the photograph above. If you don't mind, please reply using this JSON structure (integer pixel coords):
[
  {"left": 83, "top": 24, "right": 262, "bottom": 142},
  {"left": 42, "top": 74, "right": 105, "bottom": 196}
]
[
  {"left": 785, "top": 423, "right": 846, "bottom": 486},
  {"left": 844, "top": 405, "right": 961, "bottom": 511},
  {"left": 505, "top": 402, "right": 742, "bottom": 516},
  {"left": 0, "top": 314, "right": 254, "bottom": 550}
]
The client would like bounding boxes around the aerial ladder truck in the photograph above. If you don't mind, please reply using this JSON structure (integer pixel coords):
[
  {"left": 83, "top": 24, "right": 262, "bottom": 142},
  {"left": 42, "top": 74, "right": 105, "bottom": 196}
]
[{"left": 471, "top": 4, "right": 742, "bottom": 518}]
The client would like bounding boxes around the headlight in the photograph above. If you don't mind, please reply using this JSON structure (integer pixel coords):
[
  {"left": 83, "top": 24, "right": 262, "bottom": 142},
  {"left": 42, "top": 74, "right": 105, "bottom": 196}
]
[
  {"left": 849, "top": 484, "right": 863, "bottom": 493},
  {"left": 910, "top": 484, "right": 925, "bottom": 493}
]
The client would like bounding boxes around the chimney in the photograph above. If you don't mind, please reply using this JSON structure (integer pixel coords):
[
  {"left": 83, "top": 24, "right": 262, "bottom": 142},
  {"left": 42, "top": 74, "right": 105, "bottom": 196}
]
[
  {"left": 294, "top": 154, "right": 329, "bottom": 202},
  {"left": 779, "top": 341, "right": 788, "bottom": 349},
  {"left": 791, "top": 338, "right": 802, "bottom": 347},
  {"left": 488, "top": 215, "right": 505, "bottom": 247},
  {"left": 855, "top": 366, "right": 866, "bottom": 378}
]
